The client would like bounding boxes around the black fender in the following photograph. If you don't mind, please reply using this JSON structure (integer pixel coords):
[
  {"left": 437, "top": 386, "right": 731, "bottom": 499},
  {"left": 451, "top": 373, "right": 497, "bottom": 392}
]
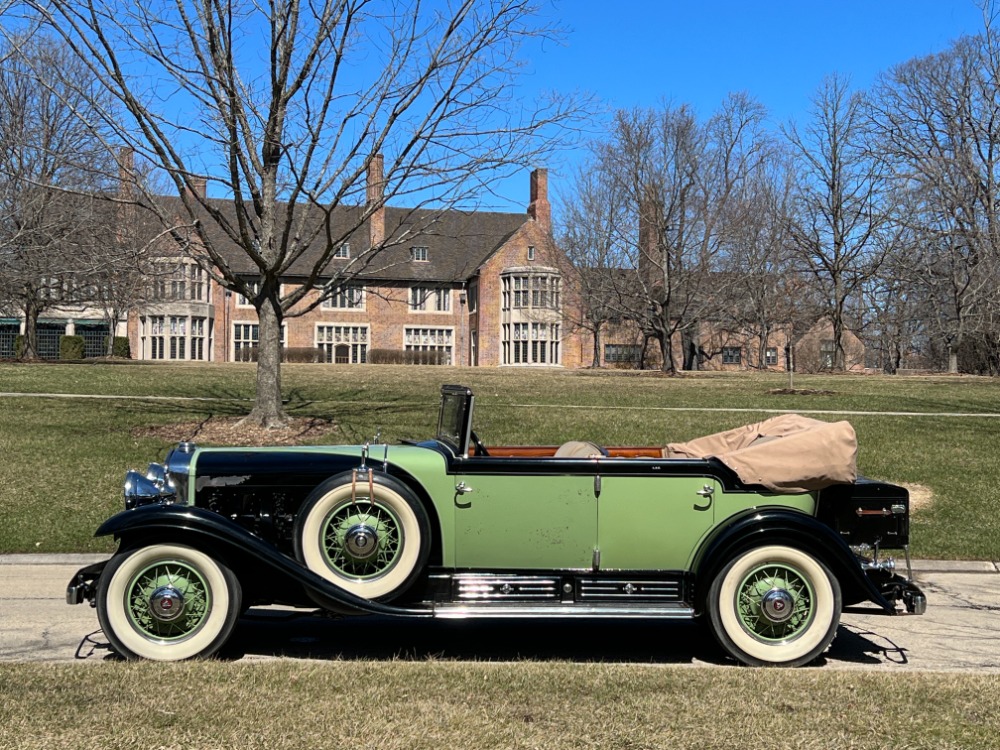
[
  {"left": 95, "top": 504, "right": 431, "bottom": 618},
  {"left": 692, "top": 508, "right": 895, "bottom": 613}
]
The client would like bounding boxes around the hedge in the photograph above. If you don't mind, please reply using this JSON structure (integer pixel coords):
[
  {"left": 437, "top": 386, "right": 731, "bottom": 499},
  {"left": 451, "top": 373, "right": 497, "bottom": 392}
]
[
  {"left": 234, "top": 346, "right": 324, "bottom": 363},
  {"left": 59, "top": 335, "right": 85, "bottom": 360},
  {"left": 104, "top": 336, "right": 131, "bottom": 359},
  {"left": 367, "top": 348, "right": 448, "bottom": 365}
]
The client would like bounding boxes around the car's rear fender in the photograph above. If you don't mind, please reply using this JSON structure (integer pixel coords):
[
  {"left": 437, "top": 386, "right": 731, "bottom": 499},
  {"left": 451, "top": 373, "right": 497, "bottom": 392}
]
[
  {"left": 95, "top": 504, "right": 432, "bottom": 618},
  {"left": 692, "top": 507, "right": 895, "bottom": 613}
]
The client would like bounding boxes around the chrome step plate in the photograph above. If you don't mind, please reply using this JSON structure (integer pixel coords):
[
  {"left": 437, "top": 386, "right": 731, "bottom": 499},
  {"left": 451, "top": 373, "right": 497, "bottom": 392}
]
[{"left": 433, "top": 602, "right": 695, "bottom": 619}]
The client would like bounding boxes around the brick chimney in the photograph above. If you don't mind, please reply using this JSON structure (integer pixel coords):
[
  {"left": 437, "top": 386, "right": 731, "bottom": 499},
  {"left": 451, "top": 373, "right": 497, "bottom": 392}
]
[
  {"left": 190, "top": 177, "right": 207, "bottom": 199},
  {"left": 367, "top": 153, "right": 385, "bottom": 248},
  {"left": 117, "top": 146, "right": 135, "bottom": 199},
  {"left": 528, "top": 168, "right": 551, "bottom": 231},
  {"left": 184, "top": 175, "right": 207, "bottom": 202},
  {"left": 637, "top": 183, "right": 661, "bottom": 288}
]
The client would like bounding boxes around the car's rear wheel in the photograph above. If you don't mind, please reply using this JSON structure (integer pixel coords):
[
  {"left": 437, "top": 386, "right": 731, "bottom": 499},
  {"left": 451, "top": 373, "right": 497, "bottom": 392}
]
[
  {"left": 97, "top": 543, "right": 241, "bottom": 661},
  {"left": 707, "top": 544, "right": 841, "bottom": 667},
  {"left": 295, "top": 474, "right": 430, "bottom": 601}
]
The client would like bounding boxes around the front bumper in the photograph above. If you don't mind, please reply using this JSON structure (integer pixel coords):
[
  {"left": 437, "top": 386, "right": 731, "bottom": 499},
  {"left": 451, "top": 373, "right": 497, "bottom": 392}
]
[{"left": 66, "top": 561, "right": 108, "bottom": 606}]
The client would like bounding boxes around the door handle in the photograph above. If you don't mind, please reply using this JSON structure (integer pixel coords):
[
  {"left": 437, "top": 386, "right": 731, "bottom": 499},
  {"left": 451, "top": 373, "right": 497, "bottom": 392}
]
[
  {"left": 694, "top": 484, "right": 714, "bottom": 511},
  {"left": 455, "top": 482, "right": 474, "bottom": 494}
]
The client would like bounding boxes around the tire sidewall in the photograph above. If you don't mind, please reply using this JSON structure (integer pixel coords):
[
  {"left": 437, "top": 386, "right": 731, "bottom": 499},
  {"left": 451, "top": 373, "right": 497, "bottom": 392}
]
[
  {"left": 709, "top": 544, "right": 841, "bottom": 667},
  {"left": 97, "top": 543, "right": 241, "bottom": 661},
  {"left": 295, "top": 473, "right": 430, "bottom": 600}
]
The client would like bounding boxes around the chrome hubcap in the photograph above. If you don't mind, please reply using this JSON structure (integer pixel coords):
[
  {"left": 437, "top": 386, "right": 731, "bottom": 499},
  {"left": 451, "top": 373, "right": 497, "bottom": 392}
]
[
  {"left": 148, "top": 586, "right": 186, "bottom": 623},
  {"left": 760, "top": 588, "right": 795, "bottom": 623},
  {"left": 344, "top": 524, "right": 379, "bottom": 559}
]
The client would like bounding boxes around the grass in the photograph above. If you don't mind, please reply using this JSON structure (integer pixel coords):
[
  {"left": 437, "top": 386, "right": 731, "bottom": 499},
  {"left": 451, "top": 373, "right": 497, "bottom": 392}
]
[
  {"left": 2, "top": 362, "right": 1000, "bottom": 558},
  {"left": 1, "top": 661, "right": 999, "bottom": 749}
]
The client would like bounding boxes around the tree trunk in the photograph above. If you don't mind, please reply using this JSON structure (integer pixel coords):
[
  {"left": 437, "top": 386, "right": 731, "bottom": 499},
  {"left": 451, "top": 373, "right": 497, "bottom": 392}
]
[
  {"left": 591, "top": 323, "right": 602, "bottom": 368},
  {"left": 948, "top": 345, "right": 959, "bottom": 374},
  {"left": 682, "top": 331, "right": 698, "bottom": 371},
  {"left": 105, "top": 310, "right": 121, "bottom": 356},
  {"left": 21, "top": 297, "right": 39, "bottom": 359},
  {"left": 658, "top": 333, "right": 676, "bottom": 373},
  {"left": 245, "top": 299, "right": 288, "bottom": 427}
]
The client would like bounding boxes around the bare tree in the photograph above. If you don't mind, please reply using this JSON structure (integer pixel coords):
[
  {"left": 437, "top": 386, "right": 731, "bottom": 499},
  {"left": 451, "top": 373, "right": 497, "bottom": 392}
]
[
  {"left": 557, "top": 159, "right": 631, "bottom": 367},
  {"left": 784, "top": 74, "right": 891, "bottom": 371},
  {"left": 581, "top": 95, "right": 768, "bottom": 373},
  {"left": 23, "top": 0, "right": 583, "bottom": 425},
  {"left": 716, "top": 146, "right": 804, "bottom": 369},
  {"left": 870, "top": 25, "right": 1000, "bottom": 373},
  {"left": 0, "top": 33, "right": 118, "bottom": 358}
]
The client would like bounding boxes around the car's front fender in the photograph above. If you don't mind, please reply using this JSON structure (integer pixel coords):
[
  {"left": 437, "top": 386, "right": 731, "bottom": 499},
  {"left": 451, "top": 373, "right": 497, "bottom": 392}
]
[
  {"left": 693, "top": 507, "right": 895, "bottom": 613},
  {"left": 95, "top": 504, "right": 431, "bottom": 618}
]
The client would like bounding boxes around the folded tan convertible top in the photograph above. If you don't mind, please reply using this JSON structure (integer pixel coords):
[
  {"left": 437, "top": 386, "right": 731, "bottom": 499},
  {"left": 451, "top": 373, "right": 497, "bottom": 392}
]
[{"left": 662, "top": 414, "right": 857, "bottom": 494}]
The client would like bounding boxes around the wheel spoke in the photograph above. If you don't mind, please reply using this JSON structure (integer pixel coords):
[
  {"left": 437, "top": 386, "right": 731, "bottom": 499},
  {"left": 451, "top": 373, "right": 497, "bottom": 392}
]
[
  {"left": 125, "top": 560, "right": 210, "bottom": 641},
  {"left": 321, "top": 498, "right": 403, "bottom": 580},
  {"left": 736, "top": 562, "right": 815, "bottom": 642}
]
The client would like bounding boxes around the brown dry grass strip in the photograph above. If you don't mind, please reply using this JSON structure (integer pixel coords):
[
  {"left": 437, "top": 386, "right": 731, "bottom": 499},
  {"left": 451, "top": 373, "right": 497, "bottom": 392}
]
[{"left": 2, "top": 661, "right": 999, "bottom": 749}]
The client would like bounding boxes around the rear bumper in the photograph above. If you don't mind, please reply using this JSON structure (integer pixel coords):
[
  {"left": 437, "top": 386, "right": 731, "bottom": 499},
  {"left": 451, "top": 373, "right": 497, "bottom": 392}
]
[{"left": 880, "top": 575, "right": 927, "bottom": 615}]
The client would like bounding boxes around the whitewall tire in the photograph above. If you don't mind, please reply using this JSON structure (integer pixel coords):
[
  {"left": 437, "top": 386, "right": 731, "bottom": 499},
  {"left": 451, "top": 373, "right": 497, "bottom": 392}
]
[
  {"left": 295, "top": 476, "right": 430, "bottom": 601},
  {"left": 707, "top": 545, "right": 841, "bottom": 667},
  {"left": 96, "top": 544, "right": 241, "bottom": 661}
]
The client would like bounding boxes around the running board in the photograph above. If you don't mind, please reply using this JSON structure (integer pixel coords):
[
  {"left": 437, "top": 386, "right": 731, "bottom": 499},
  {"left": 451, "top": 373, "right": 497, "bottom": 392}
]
[{"left": 432, "top": 602, "right": 696, "bottom": 619}]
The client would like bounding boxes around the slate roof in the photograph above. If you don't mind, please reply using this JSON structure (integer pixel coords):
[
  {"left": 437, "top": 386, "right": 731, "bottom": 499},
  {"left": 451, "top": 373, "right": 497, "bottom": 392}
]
[{"left": 175, "top": 196, "right": 528, "bottom": 284}]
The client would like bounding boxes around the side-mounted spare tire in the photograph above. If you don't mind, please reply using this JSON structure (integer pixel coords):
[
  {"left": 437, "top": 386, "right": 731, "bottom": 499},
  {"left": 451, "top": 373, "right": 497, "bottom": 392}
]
[
  {"left": 97, "top": 543, "right": 242, "bottom": 661},
  {"left": 294, "top": 471, "right": 431, "bottom": 601}
]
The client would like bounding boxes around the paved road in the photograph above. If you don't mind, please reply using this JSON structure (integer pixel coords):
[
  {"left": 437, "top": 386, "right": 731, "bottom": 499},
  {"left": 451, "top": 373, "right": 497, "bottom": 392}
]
[{"left": 2, "top": 556, "right": 999, "bottom": 669}]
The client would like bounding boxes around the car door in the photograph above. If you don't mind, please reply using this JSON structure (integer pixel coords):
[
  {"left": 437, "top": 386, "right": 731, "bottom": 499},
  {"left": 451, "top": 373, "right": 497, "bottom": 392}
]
[
  {"left": 453, "top": 468, "right": 597, "bottom": 570},
  {"left": 596, "top": 474, "right": 718, "bottom": 571}
]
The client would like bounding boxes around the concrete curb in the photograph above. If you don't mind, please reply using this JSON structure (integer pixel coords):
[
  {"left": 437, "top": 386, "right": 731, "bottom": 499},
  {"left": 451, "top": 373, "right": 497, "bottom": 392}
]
[
  {"left": 909, "top": 559, "right": 1000, "bottom": 574},
  {"left": 1, "top": 553, "right": 998, "bottom": 573},
  {"left": 0, "top": 554, "right": 110, "bottom": 565}
]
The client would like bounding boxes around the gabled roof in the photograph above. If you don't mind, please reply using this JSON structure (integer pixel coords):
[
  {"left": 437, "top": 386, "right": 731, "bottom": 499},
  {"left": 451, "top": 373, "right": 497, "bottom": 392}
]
[{"left": 171, "top": 196, "right": 527, "bottom": 285}]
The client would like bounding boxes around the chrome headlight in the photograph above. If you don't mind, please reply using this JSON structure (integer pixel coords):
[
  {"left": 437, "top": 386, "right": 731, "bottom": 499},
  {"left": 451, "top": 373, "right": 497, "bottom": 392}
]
[
  {"left": 124, "top": 466, "right": 174, "bottom": 509},
  {"left": 124, "top": 442, "right": 196, "bottom": 510}
]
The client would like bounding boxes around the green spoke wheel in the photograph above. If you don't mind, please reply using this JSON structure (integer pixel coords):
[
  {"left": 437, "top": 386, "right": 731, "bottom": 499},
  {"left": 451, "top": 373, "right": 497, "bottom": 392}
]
[
  {"left": 125, "top": 560, "right": 211, "bottom": 640},
  {"left": 707, "top": 545, "right": 841, "bottom": 667},
  {"left": 735, "top": 563, "right": 815, "bottom": 642},
  {"left": 296, "top": 473, "right": 430, "bottom": 601},
  {"left": 97, "top": 544, "right": 241, "bottom": 661},
  {"left": 321, "top": 500, "right": 404, "bottom": 579}
]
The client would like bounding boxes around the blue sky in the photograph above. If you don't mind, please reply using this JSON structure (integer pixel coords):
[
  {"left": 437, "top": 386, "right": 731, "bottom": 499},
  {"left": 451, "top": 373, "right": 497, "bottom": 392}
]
[{"left": 501, "top": 0, "right": 988, "bottom": 211}]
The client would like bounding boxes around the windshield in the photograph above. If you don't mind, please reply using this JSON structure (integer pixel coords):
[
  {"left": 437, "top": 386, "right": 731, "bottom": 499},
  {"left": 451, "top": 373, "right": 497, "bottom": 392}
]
[{"left": 436, "top": 385, "right": 473, "bottom": 456}]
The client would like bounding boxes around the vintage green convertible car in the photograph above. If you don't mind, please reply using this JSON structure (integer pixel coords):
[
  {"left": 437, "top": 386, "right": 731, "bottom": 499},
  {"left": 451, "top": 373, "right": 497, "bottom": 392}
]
[{"left": 68, "top": 384, "right": 925, "bottom": 666}]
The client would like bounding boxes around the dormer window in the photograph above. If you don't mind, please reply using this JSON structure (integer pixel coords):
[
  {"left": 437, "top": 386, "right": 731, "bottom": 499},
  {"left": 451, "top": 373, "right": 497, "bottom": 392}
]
[
  {"left": 333, "top": 243, "right": 350, "bottom": 259},
  {"left": 410, "top": 246, "right": 429, "bottom": 262}
]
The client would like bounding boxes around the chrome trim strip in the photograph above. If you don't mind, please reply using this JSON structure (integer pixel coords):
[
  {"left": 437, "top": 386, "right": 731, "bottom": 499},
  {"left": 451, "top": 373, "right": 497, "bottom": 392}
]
[
  {"left": 454, "top": 575, "right": 559, "bottom": 601},
  {"left": 577, "top": 579, "right": 682, "bottom": 601},
  {"left": 434, "top": 603, "right": 696, "bottom": 619}
]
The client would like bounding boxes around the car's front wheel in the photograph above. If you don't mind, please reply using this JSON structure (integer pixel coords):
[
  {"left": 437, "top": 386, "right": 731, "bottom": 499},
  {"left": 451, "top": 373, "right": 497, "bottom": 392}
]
[
  {"left": 295, "top": 473, "right": 430, "bottom": 601},
  {"left": 96, "top": 543, "right": 242, "bottom": 661},
  {"left": 707, "top": 545, "right": 841, "bottom": 667}
]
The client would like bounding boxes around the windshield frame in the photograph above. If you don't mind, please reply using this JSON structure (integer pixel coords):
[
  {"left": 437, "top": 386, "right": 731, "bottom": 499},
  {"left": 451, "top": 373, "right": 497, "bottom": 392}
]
[{"left": 435, "top": 385, "right": 474, "bottom": 458}]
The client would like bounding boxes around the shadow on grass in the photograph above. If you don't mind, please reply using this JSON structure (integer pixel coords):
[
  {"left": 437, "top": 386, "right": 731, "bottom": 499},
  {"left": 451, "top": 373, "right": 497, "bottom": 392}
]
[
  {"left": 223, "top": 611, "right": 725, "bottom": 664},
  {"left": 212, "top": 611, "right": 895, "bottom": 667}
]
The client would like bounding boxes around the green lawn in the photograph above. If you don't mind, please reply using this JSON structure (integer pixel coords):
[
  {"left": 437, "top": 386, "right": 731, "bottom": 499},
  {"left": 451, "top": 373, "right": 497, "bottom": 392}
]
[
  {"left": 1, "top": 662, "right": 999, "bottom": 749},
  {"left": 1, "top": 362, "right": 999, "bottom": 558}
]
